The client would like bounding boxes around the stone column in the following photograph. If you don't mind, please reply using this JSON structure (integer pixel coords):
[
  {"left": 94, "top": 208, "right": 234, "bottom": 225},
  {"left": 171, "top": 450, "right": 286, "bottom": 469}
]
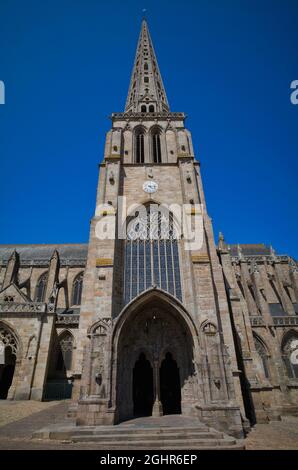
[{"left": 152, "top": 358, "right": 162, "bottom": 417}]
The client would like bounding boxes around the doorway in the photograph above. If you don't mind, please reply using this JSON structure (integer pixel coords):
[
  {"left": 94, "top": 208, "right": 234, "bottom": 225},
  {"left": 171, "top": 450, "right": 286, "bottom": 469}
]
[
  {"left": 160, "top": 352, "right": 181, "bottom": 415},
  {"left": 133, "top": 353, "right": 154, "bottom": 417},
  {"left": 115, "top": 298, "right": 196, "bottom": 423},
  {"left": 0, "top": 347, "right": 16, "bottom": 399}
]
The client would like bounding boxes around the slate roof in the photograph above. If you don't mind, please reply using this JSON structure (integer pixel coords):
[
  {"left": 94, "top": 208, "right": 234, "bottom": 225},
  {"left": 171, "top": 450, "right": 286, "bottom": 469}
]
[
  {"left": 229, "top": 244, "right": 272, "bottom": 257},
  {"left": 0, "top": 244, "right": 88, "bottom": 263}
]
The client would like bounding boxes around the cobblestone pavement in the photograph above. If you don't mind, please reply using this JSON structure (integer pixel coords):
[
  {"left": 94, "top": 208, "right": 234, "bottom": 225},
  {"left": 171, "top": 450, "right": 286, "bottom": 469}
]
[
  {"left": 245, "top": 416, "right": 298, "bottom": 450},
  {"left": 0, "top": 399, "right": 61, "bottom": 427},
  {"left": 0, "top": 401, "right": 298, "bottom": 450}
]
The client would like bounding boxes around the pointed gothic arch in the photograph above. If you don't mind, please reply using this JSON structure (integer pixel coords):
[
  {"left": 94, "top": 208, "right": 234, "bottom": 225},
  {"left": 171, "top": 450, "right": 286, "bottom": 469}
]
[
  {"left": 111, "top": 288, "right": 200, "bottom": 422},
  {"left": 35, "top": 271, "right": 48, "bottom": 302},
  {"left": 57, "top": 330, "right": 74, "bottom": 371},
  {"left": 71, "top": 271, "right": 84, "bottom": 306},
  {"left": 281, "top": 330, "right": 298, "bottom": 379},
  {"left": 150, "top": 125, "right": 162, "bottom": 163},
  {"left": 253, "top": 333, "right": 270, "bottom": 379},
  {"left": 134, "top": 125, "right": 147, "bottom": 163},
  {"left": 0, "top": 321, "right": 20, "bottom": 399},
  {"left": 0, "top": 321, "right": 20, "bottom": 358}
]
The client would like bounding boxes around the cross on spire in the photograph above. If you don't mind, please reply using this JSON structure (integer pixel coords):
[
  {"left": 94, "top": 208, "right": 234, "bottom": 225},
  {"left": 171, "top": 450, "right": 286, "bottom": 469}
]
[{"left": 125, "top": 19, "right": 170, "bottom": 113}]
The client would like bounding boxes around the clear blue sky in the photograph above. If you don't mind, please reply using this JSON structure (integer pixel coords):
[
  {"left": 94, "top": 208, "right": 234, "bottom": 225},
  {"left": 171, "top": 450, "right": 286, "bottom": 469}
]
[{"left": 0, "top": 0, "right": 297, "bottom": 258}]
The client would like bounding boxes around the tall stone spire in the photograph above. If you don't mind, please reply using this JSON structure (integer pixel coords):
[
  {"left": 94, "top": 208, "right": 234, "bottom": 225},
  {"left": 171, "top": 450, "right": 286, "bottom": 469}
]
[{"left": 125, "top": 19, "right": 170, "bottom": 113}]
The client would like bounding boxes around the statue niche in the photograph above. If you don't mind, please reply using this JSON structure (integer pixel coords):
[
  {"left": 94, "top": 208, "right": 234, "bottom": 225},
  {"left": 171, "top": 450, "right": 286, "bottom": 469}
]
[{"left": 88, "top": 319, "right": 111, "bottom": 398}]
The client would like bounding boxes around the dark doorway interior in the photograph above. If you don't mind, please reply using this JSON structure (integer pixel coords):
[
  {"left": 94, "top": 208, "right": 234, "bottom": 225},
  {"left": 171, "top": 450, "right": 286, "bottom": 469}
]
[
  {"left": 160, "top": 352, "right": 181, "bottom": 415},
  {"left": 44, "top": 333, "right": 73, "bottom": 401},
  {"left": 0, "top": 347, "right": 16, "bottom": 399},
  {"left": 133, "top": 353, "right": 154, "bottom": 417}
]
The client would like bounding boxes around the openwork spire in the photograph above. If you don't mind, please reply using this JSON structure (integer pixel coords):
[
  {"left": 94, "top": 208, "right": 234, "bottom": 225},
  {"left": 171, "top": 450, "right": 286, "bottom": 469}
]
[{"left": 125, "top": 19, "right": 170, "bottom": 113}]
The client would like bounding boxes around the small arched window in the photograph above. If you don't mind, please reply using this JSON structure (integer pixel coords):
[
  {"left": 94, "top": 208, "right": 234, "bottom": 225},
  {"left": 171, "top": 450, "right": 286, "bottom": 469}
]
[
  {"left": 149, "top": 105, "right": 155, "bottom": 113},
  {"left": 144, "top": 62, "right": 148, "bottom": 71},
  {"left": 135, "top": 127, "right": 145, "bottom": 163},
  {"left": 35, "top": 272, "right": 48, "bottom": 302},
  {"left": 282, "top": 333, "right": 298, "bottom": 379},
  {"left": 72, "top": 272, "right": 83, "bottom": 305},
  {"left": 141, "top": 105, "right": 147, "bottom": 112},
  {"left": 254, "top": 335, "right": 270, "bottom": 379},
  {"left": 151, "top": 128, "right": 162, "bottom": 163}
]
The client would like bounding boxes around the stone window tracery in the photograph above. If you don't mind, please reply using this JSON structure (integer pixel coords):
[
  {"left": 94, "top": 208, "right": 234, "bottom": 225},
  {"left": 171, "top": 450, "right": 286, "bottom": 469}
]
[
  {"left": 282, "top": 334, "right": 298, "bottom": 379},
  {"left": 72, "top": 272, "right": 83, "bottom": 306},
  {"left": 254, "top": 335, "right": 270, "bottom": 379},
  {"left": 135, "top": 127, "right": 145, "bottom": 163},
  {"left": 56, "top": 332, "right": 74, "bottom": 371},
  {"left": 35, "top": 272, "right": 48, "bottom": 302},
  {"left": 0, "top": 325, "right": 18, "bottom": 356},
  {"left": 124, "top": 206, "right": 182, "bottom": 304},
  {"left": 151, "top": 128, "right": 161, "bottom": 163}
]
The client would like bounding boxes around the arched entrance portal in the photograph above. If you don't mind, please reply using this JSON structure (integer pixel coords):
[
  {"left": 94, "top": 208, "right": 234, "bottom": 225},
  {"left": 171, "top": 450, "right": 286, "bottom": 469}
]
[
  {"left": 160, "top": 352, "right": 181, "bottom": 415},
  {"left": 115, "top": 293, "right": 197, "bottom": 422},
  {"left": 0, "top": 346, "right": 16, "bottom": 399},
  {"left": 0, "top": 324, "right": 19, "bottom": 400},
  {"left": 133, "top": 353, "right": 154, "bottom": 417}
]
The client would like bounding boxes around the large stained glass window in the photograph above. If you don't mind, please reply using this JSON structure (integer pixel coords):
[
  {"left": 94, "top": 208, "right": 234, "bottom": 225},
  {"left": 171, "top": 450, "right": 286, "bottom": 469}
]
[{"left": 124, "top": 205, "right": 182, "bottom": 304}]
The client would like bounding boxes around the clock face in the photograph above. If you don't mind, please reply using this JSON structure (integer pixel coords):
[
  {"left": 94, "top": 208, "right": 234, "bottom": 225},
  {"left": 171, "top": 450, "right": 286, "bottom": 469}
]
[{"left": 143, "top": 180, "right": 158, "bottom": 194}]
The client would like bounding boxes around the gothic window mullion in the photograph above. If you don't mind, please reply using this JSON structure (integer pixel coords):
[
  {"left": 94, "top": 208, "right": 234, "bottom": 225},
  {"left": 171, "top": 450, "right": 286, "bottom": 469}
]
[
  {"left": 153, "top": 240, "right": 160, "bottom": 288},
  {"left": 173, "top": 240, "right": 182, "bottom": 301},
  {"left": 139, "top": 240, "right": 145, "bottom": 294},
  {"left": 141, "top": 134, "right": 144, "bottom": 163},
  {"left": 159, "top": 239, "right": 167, "bottom": 291},
  {"left": 137, "top": 241, "right": 140, "bottom": 296},
  {"left": 132, "top": 242, "right": 138, "bottom": 299},
  {"left": 129, "top": 241, "right": 133, "bottom": 301},
  {"left": 145, "top": 240, "right": 151, "bottom": 290},
  {"left": 166, "top": 240, "right": 174, "bottom": 295},
  {"left": 157, "top": 134, "right": 161, "bottom": 163},
  {"left": 170, "top": 240, "right": 176, "bottom": 297}
]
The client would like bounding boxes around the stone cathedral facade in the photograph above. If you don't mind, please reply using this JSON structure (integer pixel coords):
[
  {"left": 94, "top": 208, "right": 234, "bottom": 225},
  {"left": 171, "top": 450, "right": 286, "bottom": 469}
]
[{"left": 0, "top": 20, "right": 297, "bottom": 437}]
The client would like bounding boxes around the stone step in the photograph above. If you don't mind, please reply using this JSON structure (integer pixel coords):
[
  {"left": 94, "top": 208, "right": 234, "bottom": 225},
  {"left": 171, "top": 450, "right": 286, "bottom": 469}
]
[
  {"left": 70, "top": 436, "right": 240, "bottom": 449},
  {"left": 32, "top": 425, "right": 245, "bottom": 449},
  {"left": 70, "top": 431, "right": 223, "bottom": 442},
  {"left": 71, "top": 426, "right": 217, "bottom": 437}
]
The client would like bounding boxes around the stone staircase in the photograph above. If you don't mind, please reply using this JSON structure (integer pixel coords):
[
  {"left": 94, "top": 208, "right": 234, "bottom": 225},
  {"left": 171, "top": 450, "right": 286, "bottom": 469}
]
[{"left": 33, "top": 416, "right": 244, "bottom": 449}]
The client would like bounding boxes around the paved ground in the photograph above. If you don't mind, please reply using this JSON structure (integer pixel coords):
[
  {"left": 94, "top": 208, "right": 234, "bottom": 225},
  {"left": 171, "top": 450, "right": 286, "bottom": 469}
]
[
  {"left": 0, "top": 400, "right": 298, "bottom": 450},
  {"left": 0, "top": 399, "right": 61, "bottom": 427}
]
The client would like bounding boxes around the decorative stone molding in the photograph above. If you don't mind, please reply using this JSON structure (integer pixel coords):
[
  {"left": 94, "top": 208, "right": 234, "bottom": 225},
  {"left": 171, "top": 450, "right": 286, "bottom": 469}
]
[
  {"left": 96, "top": 258, "right": 113, "bottom": 267},
  {"left": 0, "top": 302, "right": 46, "bottom": 314},
  {"left": 111, "top": 112, "right": 185, "bottom": 121},
  {"left": 273, "top": 316, "right": 298, "bottom": 326},
  {"left": 229, "top": 288, "right": 241, "bottom": 301},
  {"left": 250, "top": 317, "right": 265, "bottom": 327},
  {"left": 0, "top": 259, "right": 86, "bottom": 269},
  {"left": 56, "top": 314, "right": 80, "bottom": 326},
  {"left": 87, "top": 318, "right": 112, "bottom": 337},
  {"left": 202, "top": 321, "right": 217, "bottom": 336},
  {"left": 230, "top": 255, "right": 293, "bottom": 265},
  {"left": 191, "top": 254, "right": 209, "bottom": 264},
  {"left": 96, "top": 209, "right": 115, "bottom": 217},
  {"left": 106, "top": 154, "right": 121, "bottom": 160}
]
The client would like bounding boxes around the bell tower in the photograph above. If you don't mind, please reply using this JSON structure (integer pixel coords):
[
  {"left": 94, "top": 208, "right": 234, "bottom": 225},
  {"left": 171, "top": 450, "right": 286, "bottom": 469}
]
[{"left": 74, "top": 19, "right": 246, "bottom": 437}]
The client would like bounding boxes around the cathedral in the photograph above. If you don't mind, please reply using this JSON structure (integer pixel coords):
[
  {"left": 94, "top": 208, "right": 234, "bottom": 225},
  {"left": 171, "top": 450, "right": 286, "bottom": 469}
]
[{"left": 0, "top": 20, "right": 297, "bottom": 439}]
